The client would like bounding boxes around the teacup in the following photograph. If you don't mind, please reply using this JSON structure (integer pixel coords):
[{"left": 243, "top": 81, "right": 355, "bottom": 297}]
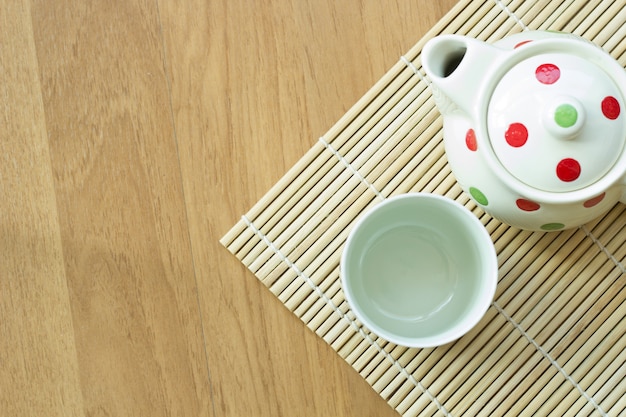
[{"left": 341, "top": 193, "right": 498, "bottom": 348}]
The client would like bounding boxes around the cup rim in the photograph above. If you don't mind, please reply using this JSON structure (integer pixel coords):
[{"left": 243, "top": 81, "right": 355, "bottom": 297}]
[{"left": 340, "top": 193, "right": 498, "bottom": 348}]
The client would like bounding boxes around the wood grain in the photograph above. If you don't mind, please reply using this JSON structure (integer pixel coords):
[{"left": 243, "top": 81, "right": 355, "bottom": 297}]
[
  {"left": 0, "top": 2, "right": 83, "bottom": 415},
  {"left": 1, "top": 0, "right": 455, "bottom": 415}
]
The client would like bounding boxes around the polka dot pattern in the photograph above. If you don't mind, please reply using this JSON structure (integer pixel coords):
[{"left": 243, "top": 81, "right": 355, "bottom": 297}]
[
  {"left": 602, "top": 96, "right": 620, "bottom": 120},
  {"left": 541, "top": 222, "right": 565, "bottom": 231},
  {"left": 516, "top": 199, "right": 540, "bottom": 211},
  {"left": 464, "top": 46, "right": 625, "bottom": 229},
  {"left": 505, "top": 123, "right": 528, "bottom": 147},
  {"left": 514, "top": 40, "right": 532, "bottom": 49},
  {"left": 489, "top": 53, "right": 624, "bottom": 193},
  {"left": 554, "top": 104, "right": 577, "bottom": 128},
  {"left": 469, "top": 187, "right": 488, "bottom": 206},
  {"left": 556, "top": 158, "right": 581, "bottom": 182},
  {"left": 535, "top": 63, "right": 560, "bottom": 84},
  {"left": 466, "top": 128, "right": 477, "bottom": 151},
  {"left": 583, "top": 192, "right": 605, "bottom": 208}
]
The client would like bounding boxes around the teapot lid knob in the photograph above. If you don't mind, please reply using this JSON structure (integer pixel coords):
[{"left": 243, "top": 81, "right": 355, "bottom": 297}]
[{"left": 542, "top": 96, "right": 585, "bottom": 140}]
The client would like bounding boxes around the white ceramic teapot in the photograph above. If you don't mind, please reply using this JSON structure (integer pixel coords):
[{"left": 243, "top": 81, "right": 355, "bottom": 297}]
[{"left": 422, "top": 31, "right": 626, "bottom": 231}]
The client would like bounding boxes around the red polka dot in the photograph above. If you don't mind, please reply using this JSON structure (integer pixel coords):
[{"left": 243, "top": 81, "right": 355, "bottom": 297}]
[
  {"left": 466, "top": 128, "right": 477, "bottom": 151},
  {"left": 505, "top": 123, "right": 528, "bottom": 147},
  {"left": 601, "top": 96, "right": 620, "bottom": 120},
  {"left": 516, "top": 199, "right": 540, "bottom": 211},
  {"left": 583, "top": 192, "right": 606, "bottom": 208},
  {"left": 556, "top": 158, "right": 581, "bottom": 182},
  {"left": 536, "top": 63, "right": 560, "bottom": 84},
  {"left": 514, "top": 40, "right": 532, "bottom": 48}
]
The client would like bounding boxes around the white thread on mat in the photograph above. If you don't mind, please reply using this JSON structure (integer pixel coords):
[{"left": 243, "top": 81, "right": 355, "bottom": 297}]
[
  {"left": 581, "top": 225, "right": 626, "bottom": 274},
  {"left": 318, "top": 136, "right": 384, "bottom": 200},
  {"left": 492, "top": 301, "right": 609, "bottom": 417},
  {"left": 242, "top": 214, "right": 451, "bottom": 417},
  {"left": 494, "top": 0, "right": 529, "bottom": 31},
  {"left": 400, "top": 55, "right": 429, "bottom": 84}
]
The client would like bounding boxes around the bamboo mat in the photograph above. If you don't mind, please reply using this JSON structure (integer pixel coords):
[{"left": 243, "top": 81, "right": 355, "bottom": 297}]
[{"left": 220, "top": 1, "right": 626, "bottom": 415}]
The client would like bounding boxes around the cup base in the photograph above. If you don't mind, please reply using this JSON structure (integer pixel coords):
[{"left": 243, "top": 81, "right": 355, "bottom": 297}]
[{"left": 362, "top": 225, "right": 456, "bottom": 322}]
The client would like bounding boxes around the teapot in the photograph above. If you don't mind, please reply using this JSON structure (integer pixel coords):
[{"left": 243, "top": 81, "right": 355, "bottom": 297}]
[{"left": 422, "top": 31, "right": 626, "bottom": 231}]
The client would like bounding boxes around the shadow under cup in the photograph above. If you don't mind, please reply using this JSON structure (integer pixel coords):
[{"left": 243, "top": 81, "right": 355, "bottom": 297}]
[{"left": 341, "top": 194, "right": 498, "bottom": 348}]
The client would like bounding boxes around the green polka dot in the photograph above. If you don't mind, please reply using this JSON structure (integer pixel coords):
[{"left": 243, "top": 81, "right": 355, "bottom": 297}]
[
  {"left": 469, "top": 187, "right": 488, "bottom": 206},
  {"left": 540, "top": 222, "right": 565, "bottom": 231},
  {"left": 555, "top": 104, "right": 577, "bottom": 127}
]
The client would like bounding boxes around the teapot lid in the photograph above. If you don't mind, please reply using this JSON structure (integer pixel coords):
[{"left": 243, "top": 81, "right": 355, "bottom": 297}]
[{"left": 487, "top": 52, "right": 625, "bottom": 192}]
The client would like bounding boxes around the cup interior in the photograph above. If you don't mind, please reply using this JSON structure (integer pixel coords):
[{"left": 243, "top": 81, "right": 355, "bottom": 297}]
[{"left": 341, "top": 194, "right": 497, "bottom": 348}]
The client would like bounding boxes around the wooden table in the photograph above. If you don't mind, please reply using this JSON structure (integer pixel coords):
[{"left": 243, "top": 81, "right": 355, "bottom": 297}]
[{"left": 2, "top": 1, "right": 456, "bottom": 415}]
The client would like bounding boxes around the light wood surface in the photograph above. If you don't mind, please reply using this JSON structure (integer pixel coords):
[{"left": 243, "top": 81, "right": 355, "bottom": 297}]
[{"left": 1, "top": 1, "right": 456, "bottom": 415}]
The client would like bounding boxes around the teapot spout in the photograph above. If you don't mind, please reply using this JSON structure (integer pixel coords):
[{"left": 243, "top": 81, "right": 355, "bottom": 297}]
[{"left": 422, "top": 35, "right": 503, "bottom": 120}]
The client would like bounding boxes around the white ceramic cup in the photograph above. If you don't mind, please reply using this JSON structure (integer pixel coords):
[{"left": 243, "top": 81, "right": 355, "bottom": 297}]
[{"left": 341, "top": 193, "right": 498, "bottom": 348}]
